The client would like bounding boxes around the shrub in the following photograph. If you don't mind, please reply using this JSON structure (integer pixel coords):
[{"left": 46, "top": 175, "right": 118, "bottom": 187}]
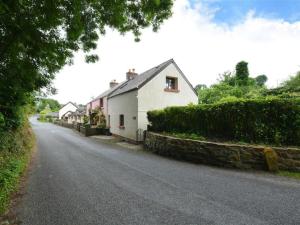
[
  {"left": 147, "top": 97, "right": 300, "bottom": 146},
  {"left": 0, "top": 112, "right": 5, "bottom": 131},
  {"left": 0, "top": 120, "right": 34, "bottom": 214}
]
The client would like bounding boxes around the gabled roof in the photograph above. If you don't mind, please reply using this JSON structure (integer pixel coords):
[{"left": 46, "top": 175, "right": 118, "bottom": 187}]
[
  {"left": 61, "top": 110, "right": 73, "bottom": 118},
  {"left": 109, "top": 59, "right": 174, "bottom": 98},
  {"left": 70, "top": 108, "right": 85, "bottom": 116},
  {"left": 60, "top": 101, "right": 78, "bottom": 110}
]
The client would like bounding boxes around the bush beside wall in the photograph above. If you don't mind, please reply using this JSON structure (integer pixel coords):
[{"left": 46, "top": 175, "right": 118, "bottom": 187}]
[{"left": 147, "top": 98, "right": 300, "bottom": 146}]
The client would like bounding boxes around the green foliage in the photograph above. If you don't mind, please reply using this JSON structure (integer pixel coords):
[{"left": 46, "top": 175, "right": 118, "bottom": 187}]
[
  {"left": 282, "top": 72, "right": 300, "bottom": 91},
  {"left": 38, "top": 106, "right": 51, "bottom": 122},
  {"left": 269, "top": 72, "right": 300, "bottom": 96},
  {"left": 255, "top": 74, "right": 268, "bottom": 86},
  {"left": 0, "top": 112, "right": 4, "bottom": 131},
  {"left": 36, "top": 98, "right": 60, "bottom": 113},
  {"left": 198, "top": 62, "right": 268, "bottom": 104},
  {"left": 236, "top": 61, "right": 249, "bottom": 86},
  {"left": 90, "top": 107, "right": 106, "bottom": 128},
  {"left": 0, "top": 0, "right": 173, "bottom": 130},
  {"left": 0, "top": 121, "right": 34, "bottom": 215},
  {"left": 194, "top": 84, "right": 207, "bottom": 92},
  {"left": 278, "top": 171, "right": 300, "bottom": 179},
  {"left": 148, "top": 98, "right": 300, "bottom": 146},
  {"left": 199, "top": 83, "right": 244, "bottom": 104},
  {"left": 162, "top": 132, "right": 206, "bottom": 141},
  {"left": 83, "top": 115, "right": 89, "bottom": 125}
]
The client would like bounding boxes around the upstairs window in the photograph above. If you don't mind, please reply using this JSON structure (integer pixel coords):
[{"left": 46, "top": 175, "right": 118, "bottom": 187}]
[
  {"left": 100, "top": 98, "right": 103, "bottom": 108},
  {"left": 119, "top": 114, "right": 124, "bottom": 128},
  {"left": 165, "top": 77, "right": 178, "bottom": 91}
]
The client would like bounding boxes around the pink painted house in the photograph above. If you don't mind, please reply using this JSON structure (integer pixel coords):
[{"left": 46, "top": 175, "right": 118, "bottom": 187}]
[{"left": 86, "top": 80, "right": 124, "bottom": 126}]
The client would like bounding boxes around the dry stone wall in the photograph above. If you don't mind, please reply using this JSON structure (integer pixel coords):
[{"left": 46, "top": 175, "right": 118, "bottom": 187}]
[{"left": 144, "top": 132, "right": 300, "bottom": 172}]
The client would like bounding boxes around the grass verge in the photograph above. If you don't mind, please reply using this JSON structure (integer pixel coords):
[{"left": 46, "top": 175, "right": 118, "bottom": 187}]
[
  {"left": 0, "top": 121, "right": 35, "bottom": 215},
  {"left": 161, "top": 132, "right": 206, "bottom": 141},
  {"left": 278, "top": 171, "right": 300, "bottom": 180}
]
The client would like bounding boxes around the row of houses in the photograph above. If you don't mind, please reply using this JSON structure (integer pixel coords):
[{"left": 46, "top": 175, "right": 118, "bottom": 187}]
[{"left": 58, "top": 59, "right": 198, "bottom": 142}]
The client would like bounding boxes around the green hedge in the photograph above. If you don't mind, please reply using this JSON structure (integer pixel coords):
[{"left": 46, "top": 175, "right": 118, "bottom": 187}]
[
  {"left": 0, "top": 121, "right": 34, "bottom": 215},
  {"left": 147, "top": 98, "right": 300, "bottom": 146}
]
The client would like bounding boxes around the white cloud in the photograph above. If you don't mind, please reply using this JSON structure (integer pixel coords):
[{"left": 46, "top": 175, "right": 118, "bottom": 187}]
[{"left": 53, "top": 0, "right": 300, "bottom": 104}]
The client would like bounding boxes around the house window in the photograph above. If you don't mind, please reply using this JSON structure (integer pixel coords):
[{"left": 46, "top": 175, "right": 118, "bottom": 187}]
[
  {"left": 119, "top": 114, "right": 124, "bottom": 128},
  {"left": 100, "top": 98, "right": 103, "bottom": 108},
  {"left": 165, "top": 76, "right": 178, "bottom": 92},
  {"left": 108, "top": 115, "right": 110, "bottom": 128}
]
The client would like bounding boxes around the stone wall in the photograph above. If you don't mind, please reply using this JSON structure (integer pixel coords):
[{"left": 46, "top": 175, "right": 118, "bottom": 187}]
[
  {"left": 53, "top": 121, "right": 110, "bottom": 137},
  {"left": 53, "top": 121, "right": 73, "bottom": 129},
  {"left": 79, "top": 126, "right": 110, "bottom": 137},
  {"left": 144, "top": 132, "right": 300, "bottom": 172}
]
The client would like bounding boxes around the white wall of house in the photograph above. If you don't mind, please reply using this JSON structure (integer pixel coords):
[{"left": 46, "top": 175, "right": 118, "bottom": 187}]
[
  {"left": 67, "top": 115, "right": 74, "bottom": 124},
  {"left": 59, "top": 103, "right": 77, "bottom": 119},
  {"left": 108, "top": 90, "right": 138, "bottom": 141},
  {"left": 76, "top": 116, "right": 84, "bottom": 123},
  {"left": 137, "top": 63, "right": 198, "bottom": 131}
]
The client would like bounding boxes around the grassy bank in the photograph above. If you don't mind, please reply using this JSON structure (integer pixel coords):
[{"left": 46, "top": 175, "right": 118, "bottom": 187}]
[
  {"left": 278, "top": 171, "right": 300, "bottom": 180},
  {"left": 0, "top": 120, "right": 35, "bottom": 215}
]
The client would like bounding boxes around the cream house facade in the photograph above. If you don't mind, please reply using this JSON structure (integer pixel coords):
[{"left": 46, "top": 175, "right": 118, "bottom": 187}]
[
  {"left": 107, "top": 59, "right": 198, "bottom": 142},
  {"left": 58, "top": 102, "right": 78, "bottom": 119}
]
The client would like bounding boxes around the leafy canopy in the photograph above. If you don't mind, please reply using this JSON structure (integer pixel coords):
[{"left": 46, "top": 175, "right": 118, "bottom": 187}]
[
  {"left": 267, "top": 71, "right": 300, "bottom": 96},
  {"left": 236, "top": 61, "right": 249, "bottom": 86},
  {"left": 197, "top": 61, "right": 268, "bottom": 104},
  {"left": 0, "top": 0, "right": 173, "bottom": 128},
  {"left": 36, "top": 98, "right": 61, "bottom": 113}
]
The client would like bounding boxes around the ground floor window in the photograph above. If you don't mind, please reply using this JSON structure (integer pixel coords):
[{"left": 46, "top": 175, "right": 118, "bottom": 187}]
[{"left": 119, "top": 114, "right": 124, "bottom": 128}]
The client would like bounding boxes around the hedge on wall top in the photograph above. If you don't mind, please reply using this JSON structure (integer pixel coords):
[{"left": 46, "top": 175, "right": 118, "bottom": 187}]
[{"left": 147, "top": 97, "right": 300, "bottom": 146}]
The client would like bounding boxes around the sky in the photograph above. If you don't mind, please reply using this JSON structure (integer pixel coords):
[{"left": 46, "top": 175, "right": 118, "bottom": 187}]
[{"left": 52, "top": 0, "right": 300, "bottom": 104}]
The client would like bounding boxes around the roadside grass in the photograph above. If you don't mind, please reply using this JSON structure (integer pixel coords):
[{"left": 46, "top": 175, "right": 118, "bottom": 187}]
[
  {"left": 278, "top": 171, "right": 300, "bottom": 180},
  {"left": 0, "top": 122, "right": 35, "bottom": 215},
  {"left": 161, "top": 132, "right": 206, "bottom": 141}
]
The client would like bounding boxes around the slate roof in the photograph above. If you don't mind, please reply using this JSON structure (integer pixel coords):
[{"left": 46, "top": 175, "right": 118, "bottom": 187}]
[
  {"left": 88, "top": 81, "right": 126, "bottom": 103},
  {"left": 109, "top": 59, "right": 174, "bottom": 98},
  {"left": 89, "top": 58, "right": 197, "bottom": 102}
]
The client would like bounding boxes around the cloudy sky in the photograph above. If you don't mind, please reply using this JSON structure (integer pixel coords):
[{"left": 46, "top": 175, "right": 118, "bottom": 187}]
[{"left": 53, "top": 0, "right": 300, "bottom": 104}]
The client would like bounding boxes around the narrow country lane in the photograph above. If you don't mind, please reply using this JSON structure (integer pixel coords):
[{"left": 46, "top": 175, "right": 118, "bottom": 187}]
[{"left": 17, "top": 118, "right": 300, "bottom": 225}]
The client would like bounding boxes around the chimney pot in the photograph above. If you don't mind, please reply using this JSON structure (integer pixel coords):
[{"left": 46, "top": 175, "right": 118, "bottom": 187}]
[{"left": 126, "top": 69, "right": 138, "bottom": 80}]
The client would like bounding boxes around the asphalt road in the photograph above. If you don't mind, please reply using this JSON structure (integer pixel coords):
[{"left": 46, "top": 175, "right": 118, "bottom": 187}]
[{"left": 17, "top": 118, "right": 300, "bottom": 225}]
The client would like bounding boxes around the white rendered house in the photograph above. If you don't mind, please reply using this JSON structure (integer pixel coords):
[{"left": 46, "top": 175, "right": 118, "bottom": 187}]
[
  {"left": 107, "top": 59, "right": 198, "bottom": 142},
  {"left": 58, "top": 102, "right": 78, "bottom": 119}
]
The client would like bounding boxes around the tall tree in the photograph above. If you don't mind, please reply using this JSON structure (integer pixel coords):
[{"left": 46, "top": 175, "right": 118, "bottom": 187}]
[
  {"left": 36, "top": 98, "right": 61, "bottom": 113},
  {"left": 0, "top": 0, "right": 173, "bottom": 128},
  {"left": 282, "top": 72, "right": 300, "bottom": 92},
  {"left": 235, "top": 61, "right": 249, "bottom": 86},
  {"left": 194, "top": 84, "right": 207, "bottom": 92},
  {"left": 255, "top": 74, "right": 268, "bottom": 86}
]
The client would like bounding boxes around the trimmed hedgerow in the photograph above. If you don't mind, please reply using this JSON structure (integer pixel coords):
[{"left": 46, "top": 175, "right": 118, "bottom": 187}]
[{"left": 147, "top": 97, "right": 300, "bottom": 146}]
